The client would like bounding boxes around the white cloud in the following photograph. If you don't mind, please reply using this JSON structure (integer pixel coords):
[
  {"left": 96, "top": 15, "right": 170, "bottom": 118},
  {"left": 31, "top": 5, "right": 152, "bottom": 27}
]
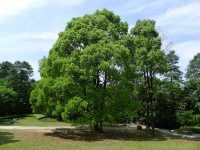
[
  {"left": 114, "top": 0, "right": 147, "bottom": 15},
  {"left": 49, "top": 0, "right": 86, "bottom": 7},
  {"left": 0, "top": 0, "right": 43, "bottom": 20},
  {"left": 0, "top": 32, "right": 58, "bottom": 52},
  {"left": 0, "top": 0, "right": 85, "bottom": 21},
  {"left": 155, "top": 1, "right": 200, "bottom": 36},
  {"left": 154, "top": 1, "right": 200, "bottom": 73},
  {"left": 157, "top": 2, "right": 200, "bottom": 23},
  {"left": 119, "top": 0, "right": 166, "bottom": 15},
  {"left": 13, "top": 32, "right": 58, "bottom": 41}
]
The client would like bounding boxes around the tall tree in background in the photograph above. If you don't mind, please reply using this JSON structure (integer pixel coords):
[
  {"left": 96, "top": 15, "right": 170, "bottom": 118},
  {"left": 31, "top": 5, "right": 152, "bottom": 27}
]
[
  {"left": 0, "top": 86, "right": 17, "bottom": 115},
  {"left": 185, "top": 53, "right": 200, "bottom": 114},
  {"left": 155, "top": 50, "right": 183, "bottom": 129},
  {"left": 0, "top": 61, "right": 34, "bottom": 115},
  {"left": 130, "top": 20, "right": 168, "bottom": 129},
  {"left": 166, "top": 50, "right": 182, "bottom": 82},
  {"left": 0, "top": 61, "right": 13, "bottom": 79}
]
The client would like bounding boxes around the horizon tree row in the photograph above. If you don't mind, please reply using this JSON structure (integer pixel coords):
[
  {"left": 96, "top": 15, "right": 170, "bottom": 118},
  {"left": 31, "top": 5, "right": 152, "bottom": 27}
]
[{"left": 0, "top": 61, "right": 34, "bottom": 115}]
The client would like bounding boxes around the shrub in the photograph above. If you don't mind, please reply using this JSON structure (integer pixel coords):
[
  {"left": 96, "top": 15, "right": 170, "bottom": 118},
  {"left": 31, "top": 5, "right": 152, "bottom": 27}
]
[
  {"left": 177, "top": 111, "right": 200, "bottom": 126},
  {"left": 177, "top": 111, "right": 193, "bottom": 126},
  {"left": 61, "top": 97, "right": 88, "bottom": 120},
  {"left": 192, "top": 114, "right": 200, "bottom": 125},
  {"left": 0, "top": 86, "right": 17, "bottom": 115}
]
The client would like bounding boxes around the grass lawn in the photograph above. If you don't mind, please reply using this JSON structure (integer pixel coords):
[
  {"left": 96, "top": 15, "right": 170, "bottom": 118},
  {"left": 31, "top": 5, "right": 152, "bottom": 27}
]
[
  {"left": 0, "top": 115, "right": 200, "bottom": 150},
  {"left": 177, "top": 127, "right": 200, "bottom": 134},
  {"left": 0, "top": 130, "right": 200, "bottom": 150},
  {"left": 0, "top": 114, "right": 71, "bottom": 127}
]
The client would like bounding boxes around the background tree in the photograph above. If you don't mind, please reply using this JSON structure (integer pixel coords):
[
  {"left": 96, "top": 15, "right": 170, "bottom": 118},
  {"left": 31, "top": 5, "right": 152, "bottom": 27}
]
[
  {"left": 165, "top": 50, "right": 182, "bottom": 82},
  {"left": 0, "top": 61, "right": 34, "bottom": 115},
  {"left": 0, "top": 86, "right": 17, "bottom": 115},
  {"left": 130, "top": 20, "right": 168, "bottom": 129},
  {"left": 154, "top": 50, "right": 183, "bottom": 129},
  {"left": 185, "top": 53, "right": 200, "bottom": 114}
]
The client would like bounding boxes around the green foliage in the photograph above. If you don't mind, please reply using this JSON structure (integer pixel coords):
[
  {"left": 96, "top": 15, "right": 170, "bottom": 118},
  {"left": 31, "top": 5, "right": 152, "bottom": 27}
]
[
  {"left": 155, "top": 80, "right": 182, "bottom": 129},
  {"left": 0, "top": 61, "right": 34, "bottom": 115},
  {"left": 30, "top": 77, "right": 79, "bottom": 119},
  {"left": 61, "top": 96, "right": 88, "bottom": 121},
  {"left": 0, "top": 86, "right": 17, "bottom": 102},
  {"left": 154, "top": 50, "right": 183, "bottom": 129},
  {"left": 132, "top": 20, "right": 168, "bottom": 74},
  {"left": 30, "top": 9, "right": 197, "bottom": 130},
  {"left": 177, "top": 112, "right": 200, "bottom": 126},
  {"left": 186, "top": 53, "right": 200, "bottom": 80},
  {"left": 166, "top": 50, "right": 182, "bottom": 82},
  {"left": 30, "top": 9, "right": 139, "bottom": 131},
  {"left": 130, "top": 20, "right": 168, "bottom": 128},
  {"left": 0, "top": 86, "right": 17, "bottom": 115},
  {"left": 184, "top": 53, "right": 200, "bottom": 115}
]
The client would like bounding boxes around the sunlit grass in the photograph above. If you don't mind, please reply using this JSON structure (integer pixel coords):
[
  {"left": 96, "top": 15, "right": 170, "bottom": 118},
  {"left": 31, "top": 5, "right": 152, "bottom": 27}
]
[
  {"left": 0, "top": 130, "right": 200, "bottom": 150},
  {"left": 177, "top": 126, "right": 200, "bottom": 134},
  {"left": 0, "top": 114, "right": 70, "bottom": 127}
]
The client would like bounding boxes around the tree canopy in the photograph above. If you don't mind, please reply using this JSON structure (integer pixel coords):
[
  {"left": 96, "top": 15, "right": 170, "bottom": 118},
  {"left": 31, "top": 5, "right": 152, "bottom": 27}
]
[
  {"left": 0, "top": 61, "right": 34, "bottom": 115},
  {"left": 31, "top": 9, "right": 140, "bottom": 131},
  {"left": 30, "top": 9, "right": 200, "bottom": 131},
  {"left": 185, "top": 53, "right": 200, "bottom": 114}
]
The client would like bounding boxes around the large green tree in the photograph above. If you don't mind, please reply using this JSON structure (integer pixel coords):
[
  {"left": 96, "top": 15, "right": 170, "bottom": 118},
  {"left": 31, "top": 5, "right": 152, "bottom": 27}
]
[
  {"left": 30, "top": 9, "right": 139, "bottom": 131},
  {"left": 31, "top": 10, "right": 189, "bottom": 131}
]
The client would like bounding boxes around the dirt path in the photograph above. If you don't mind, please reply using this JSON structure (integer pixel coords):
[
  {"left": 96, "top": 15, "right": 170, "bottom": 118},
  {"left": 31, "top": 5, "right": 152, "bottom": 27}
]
[{"left": 0, "top": 126, "right": 76, "bottom": 132}]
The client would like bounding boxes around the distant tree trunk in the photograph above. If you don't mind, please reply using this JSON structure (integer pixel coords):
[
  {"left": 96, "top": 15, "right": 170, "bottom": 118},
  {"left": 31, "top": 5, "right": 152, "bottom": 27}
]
[
  {"left": 93, "top": 70, "right": 104, "bottom": 133},
  {"left": 94, "top": 121, "right": 103, "bottom": 132}
]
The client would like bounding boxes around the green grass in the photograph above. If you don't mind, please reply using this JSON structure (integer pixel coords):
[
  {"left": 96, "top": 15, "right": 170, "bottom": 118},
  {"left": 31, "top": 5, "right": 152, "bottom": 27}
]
[
  {"left": 0, "top": 114, "right": 71, "bottom": 127},
  {"left": 0, "top": 130, "right": 199, "bottom": 150},
  {"left": 177, "top": 127, "right": 200, "bottom": 134},
  {"left": 0, "top": 115, "right": 200, "bottom": 149}
]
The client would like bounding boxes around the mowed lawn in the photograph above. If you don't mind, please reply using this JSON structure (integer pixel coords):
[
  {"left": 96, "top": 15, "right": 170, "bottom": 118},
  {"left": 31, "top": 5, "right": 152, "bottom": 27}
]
[
  {"left": 0, "top": 114, "right": 71, "bottom": 127},
  {"left": 0, "top": 130, "right": 200, "bottom": 150},
  {"left": 0, "top": 115, "right": 200, "bottom": 150}
]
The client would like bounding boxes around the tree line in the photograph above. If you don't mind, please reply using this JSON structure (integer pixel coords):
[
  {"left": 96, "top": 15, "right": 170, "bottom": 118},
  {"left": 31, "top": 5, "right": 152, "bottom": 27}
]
[
  {"left": 0, "top": 61, "right": 34, "bottom": 115},
  {"left": 0, "top": 9, "right": 199, "bottom": 132}
]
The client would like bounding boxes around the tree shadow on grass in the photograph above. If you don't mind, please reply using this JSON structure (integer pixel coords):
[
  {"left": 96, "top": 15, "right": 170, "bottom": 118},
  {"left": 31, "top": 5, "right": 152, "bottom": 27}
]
[
  {"left": 0, "top": 131, "right": 19, "bottom": 145},
  {"left": 45, "top": 127, "right": 167, "bottom": 142}
]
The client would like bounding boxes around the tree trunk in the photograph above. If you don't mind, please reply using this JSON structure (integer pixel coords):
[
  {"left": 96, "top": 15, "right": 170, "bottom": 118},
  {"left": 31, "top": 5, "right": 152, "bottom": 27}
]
[{"left": 94, "top": 121, "right": 103, "bottom": 132}]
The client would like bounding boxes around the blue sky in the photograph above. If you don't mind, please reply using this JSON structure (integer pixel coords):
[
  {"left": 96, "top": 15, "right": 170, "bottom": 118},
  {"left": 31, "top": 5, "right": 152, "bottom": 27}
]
[{"left": 0, "top": 0, "right": 199, "bottom": 79}]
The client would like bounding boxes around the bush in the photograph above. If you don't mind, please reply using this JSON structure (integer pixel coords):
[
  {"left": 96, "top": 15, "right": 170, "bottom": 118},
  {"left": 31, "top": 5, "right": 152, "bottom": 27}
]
[
  {"left": 177, "top": 111, "right": 200, "bottom": 126},
  {"left": 192, "top": 114, "right": 200, "bottom": 125},
  {"left": 61, "top": 97, "right": 88, "bottom": 121},
  {"left": 177, "top": 111, "right": 193, "bottom": 126},
  {"left": 0, "top": 86, "right": 17, "bottom": 115}
]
